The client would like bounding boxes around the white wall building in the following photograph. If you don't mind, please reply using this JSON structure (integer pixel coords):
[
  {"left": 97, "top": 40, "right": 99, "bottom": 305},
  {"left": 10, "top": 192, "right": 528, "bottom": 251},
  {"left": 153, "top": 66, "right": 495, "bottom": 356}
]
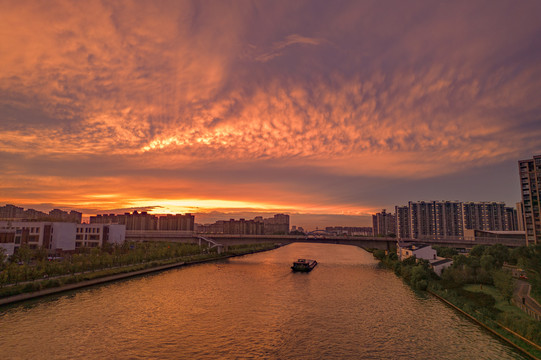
[
  {"left": 396, "top": 241, "right": 454, "bottom": 276},
  {"left": 0, "top": 221, "right": 126, "bottom": 255},
  {"left": 397, "top": 242, "right": 437, "bottom": 261},
  {"left": 430, "top": 258, "right": 454, "bottom": 276}
]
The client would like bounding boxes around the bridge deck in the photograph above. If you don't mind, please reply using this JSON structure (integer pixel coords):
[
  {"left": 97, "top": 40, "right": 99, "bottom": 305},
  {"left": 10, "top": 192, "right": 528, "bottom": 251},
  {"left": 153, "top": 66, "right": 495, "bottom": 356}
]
[{"left": 125, "top": 231, "right": 526, "bottom": 249}]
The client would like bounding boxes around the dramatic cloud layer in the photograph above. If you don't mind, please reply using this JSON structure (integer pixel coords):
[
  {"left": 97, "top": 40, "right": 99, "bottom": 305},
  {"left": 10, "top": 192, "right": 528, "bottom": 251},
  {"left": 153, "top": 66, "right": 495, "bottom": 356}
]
[{"left": 1, "top": 0, "right": 540, "bottom": 228}]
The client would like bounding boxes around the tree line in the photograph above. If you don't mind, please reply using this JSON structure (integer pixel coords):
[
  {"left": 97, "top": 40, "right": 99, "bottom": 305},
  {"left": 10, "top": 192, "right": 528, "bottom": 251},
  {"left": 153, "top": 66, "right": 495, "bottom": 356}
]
[{"left": 373, "top": 243, "right": 541, "bottom": 348}]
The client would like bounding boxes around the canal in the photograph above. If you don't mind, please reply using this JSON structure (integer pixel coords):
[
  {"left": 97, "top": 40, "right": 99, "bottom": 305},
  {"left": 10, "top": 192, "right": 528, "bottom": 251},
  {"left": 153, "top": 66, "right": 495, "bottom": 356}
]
[{"left": 0, "top": 243, "right": 528, "bottom": 359}]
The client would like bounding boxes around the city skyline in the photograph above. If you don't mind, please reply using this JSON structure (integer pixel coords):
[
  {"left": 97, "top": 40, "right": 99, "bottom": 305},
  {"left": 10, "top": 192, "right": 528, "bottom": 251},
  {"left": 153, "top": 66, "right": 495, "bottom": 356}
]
[{"left": 1, "top": 1, "right": 540, "bottom": 230}]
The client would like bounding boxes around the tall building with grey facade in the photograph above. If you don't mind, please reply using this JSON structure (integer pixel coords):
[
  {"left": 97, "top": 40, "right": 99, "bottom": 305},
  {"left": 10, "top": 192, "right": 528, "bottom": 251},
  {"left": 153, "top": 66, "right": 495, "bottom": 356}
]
[
  {"left": 404, "top": 201, "right": 463, "bottom": 240},
  {"left": 372, "top": 209, "right": 396, "bottom": 236},
  {"left": 395, "top": 200, "right": 516, "bottom": 240},
  {"left": 516, "top": 201, "right": 525, "bottom": 232},
  {"left": 519, "top": 154, "right": 541, "bottom": 245},
  {"left": 395, "top": 206, "right": 410, "bottom": 239},
  {"left": 462, "top": 202, "right": 508, "bottom": 231}
]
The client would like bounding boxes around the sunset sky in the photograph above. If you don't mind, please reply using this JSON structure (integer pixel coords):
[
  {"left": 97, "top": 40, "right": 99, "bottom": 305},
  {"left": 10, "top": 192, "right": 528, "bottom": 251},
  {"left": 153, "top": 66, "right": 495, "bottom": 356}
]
[{"left": 1, "top": 0, "right": 540, "bottom": 229}]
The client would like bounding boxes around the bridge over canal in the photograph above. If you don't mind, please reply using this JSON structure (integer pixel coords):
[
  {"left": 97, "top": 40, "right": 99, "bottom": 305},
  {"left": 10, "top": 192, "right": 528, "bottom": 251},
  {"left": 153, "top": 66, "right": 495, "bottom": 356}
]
[{"left": 126, "top": 231, "right": 526, "bottom": 250}]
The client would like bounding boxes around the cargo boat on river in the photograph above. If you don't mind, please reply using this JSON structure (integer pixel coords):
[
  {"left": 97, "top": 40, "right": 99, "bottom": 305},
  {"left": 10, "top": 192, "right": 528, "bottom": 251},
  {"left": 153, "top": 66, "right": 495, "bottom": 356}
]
[{"left": 291, "top": 259, "right": 317, "bottom": 272}]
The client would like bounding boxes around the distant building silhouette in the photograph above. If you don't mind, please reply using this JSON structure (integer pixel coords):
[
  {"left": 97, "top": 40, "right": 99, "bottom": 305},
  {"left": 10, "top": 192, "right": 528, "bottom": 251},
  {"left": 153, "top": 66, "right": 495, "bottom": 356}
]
[
  {"left": 0, "top": 204, "right": 81, "bottom": 223},
  {"left": 90, "top": 211, "right": 194, "bottom": 231},
  {"left": 325, "top": 226, "right": 372, "bottom": 236},
  {"left": 196, "top": 214, "right": 289, "bottom": 235},
  {"left": 262, "top": 214, "right": 289, "bottom": 235}
]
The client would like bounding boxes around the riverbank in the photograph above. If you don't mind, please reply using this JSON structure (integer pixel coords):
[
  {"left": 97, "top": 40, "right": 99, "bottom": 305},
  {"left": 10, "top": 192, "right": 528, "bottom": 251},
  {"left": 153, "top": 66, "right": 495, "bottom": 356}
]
[
  {"left": 428, "top": 289, "right": 540, "bottom": 360},
  {"left": 369, "top": 249, "right": 541, "bottom": 360},
  {"left": 0, "top": 243, "right": 280, "bottom": 306}
]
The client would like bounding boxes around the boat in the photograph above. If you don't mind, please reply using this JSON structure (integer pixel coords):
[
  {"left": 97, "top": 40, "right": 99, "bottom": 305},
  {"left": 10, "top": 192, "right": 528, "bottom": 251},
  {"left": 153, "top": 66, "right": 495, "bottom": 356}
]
[{"left": 291, "top": 259, "right": 317, "bottom": 272}]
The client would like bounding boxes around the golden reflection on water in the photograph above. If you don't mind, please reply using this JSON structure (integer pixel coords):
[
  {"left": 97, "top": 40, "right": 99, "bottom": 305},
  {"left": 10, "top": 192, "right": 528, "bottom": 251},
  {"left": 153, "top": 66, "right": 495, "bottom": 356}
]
[{"left": 0, "top": 243, "right": 527, "bottom": 359}]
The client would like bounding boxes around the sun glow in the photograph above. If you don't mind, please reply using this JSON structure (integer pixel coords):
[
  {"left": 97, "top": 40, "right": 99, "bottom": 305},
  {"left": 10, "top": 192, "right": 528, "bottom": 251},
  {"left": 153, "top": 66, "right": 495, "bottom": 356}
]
[{"left": 125, "top": 198, "right": 297, "bottom": 215}]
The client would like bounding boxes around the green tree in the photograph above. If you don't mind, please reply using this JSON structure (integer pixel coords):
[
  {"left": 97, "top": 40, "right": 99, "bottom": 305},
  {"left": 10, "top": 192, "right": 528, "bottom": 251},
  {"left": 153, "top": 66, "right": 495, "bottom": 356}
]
[
  {"left": 493, "top": 269, "right": 514, "bottom": 303},
  {"left": 0, "top": 248, "right": 7, "bottom": 270},
  {"left": 452, "top": 254, "right": 468, "bottom": 267},
  {"left": 34, "top": 246, "right": 48, "bottom": 262},
  {"left": 484, "top": 244, "right": 509, "bottom": 268},
  {"left": 480, "top": 254, "right": 496, "bottom": 272},
  {"left": 411, "top": 264, "right": 430, "bottom": 290},
  {"left": 13, "top": 245, "right": 33, "bottom": 265},
  {"left": 434, "top": 246, "right": 458, "bottom": 258},
  {"left": 373, "top": 250, "right": 386, "bottom": 261},
  {"left": 469, "top": 245, "right": 487, "bottom": 257}
]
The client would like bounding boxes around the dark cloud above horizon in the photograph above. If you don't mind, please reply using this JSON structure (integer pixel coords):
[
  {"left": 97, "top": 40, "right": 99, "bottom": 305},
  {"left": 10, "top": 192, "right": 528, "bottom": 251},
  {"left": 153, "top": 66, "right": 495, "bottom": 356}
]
[{"left": 1, "top": 0, "right": 540, "bottom": 228}]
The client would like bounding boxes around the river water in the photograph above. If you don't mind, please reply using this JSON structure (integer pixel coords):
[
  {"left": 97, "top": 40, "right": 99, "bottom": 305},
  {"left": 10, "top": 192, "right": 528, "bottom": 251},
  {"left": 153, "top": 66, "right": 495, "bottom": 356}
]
[{"left": 0, "top": 243, "right": 527, "bottom": 359}]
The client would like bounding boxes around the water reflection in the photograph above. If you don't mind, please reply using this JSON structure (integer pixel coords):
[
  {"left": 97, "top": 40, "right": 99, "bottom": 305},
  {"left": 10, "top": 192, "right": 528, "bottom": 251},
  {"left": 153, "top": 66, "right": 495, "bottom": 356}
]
[{"left": 0, "top": 243, "right": 526, "bottom": 359}]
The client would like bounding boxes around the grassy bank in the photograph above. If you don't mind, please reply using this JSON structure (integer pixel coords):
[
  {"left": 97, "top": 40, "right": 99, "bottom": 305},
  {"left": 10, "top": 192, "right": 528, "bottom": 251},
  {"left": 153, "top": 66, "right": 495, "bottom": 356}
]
[
  {"left": 0, "top": 242, "right": 279, "bottom": 301},
  {"left": 370, "top": 247, "right": 541, "bottom": 359}
]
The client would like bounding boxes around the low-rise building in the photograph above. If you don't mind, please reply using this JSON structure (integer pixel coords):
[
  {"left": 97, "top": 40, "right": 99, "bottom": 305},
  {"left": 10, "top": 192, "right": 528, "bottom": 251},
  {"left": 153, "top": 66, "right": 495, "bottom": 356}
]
[
  {"left": 397, "top": 242, "right": 437, "bottom": 261},
  {"left": 430, "top": 258, "right": 454, "bottom": 276},
  {"left": 0, "top": 221, "right": 126, "bottom": 256},
  {"left": 396, "top": 241, "right": 453, "bottom": 276},
  {"left": 0, "top": 228, "right": 16, "bottom": 257}
]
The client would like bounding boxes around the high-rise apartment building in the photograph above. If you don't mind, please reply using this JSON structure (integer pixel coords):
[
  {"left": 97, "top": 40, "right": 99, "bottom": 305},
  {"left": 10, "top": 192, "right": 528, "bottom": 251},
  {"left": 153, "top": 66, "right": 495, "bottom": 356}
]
[
  {"left": 0, "top": 204, "right": 81, "bottom": 223},
  {"left": 372, "top": 209, "right": 396, "bottom": 236},
  {"left": 407, "top": 201, "right": 463, "bottom": 239},
  {"left": 434, "top": 201, "right": 463, "bottom": 238},
  {"left": 158, "top": 214, "right": 195, "bottom": 231},
  {"left": 462, "top": 202, "right": 507, "bottom": 231},
  {"left": 196, "top": 214, "right": 289, "bottom": 235},
  {"left": 505, "top": 207, "right": 519, "bottom": 231},
  {"left": 516, "top": 202, "right": 525, "bottom": 232},
  {"left": 395, "top": 206, "right": 410, "bottom": 239},
  {"left": 519, "top": 154, "right": 541, "bottom": 245},
  {"left": 90, "top": 211, "right": 159, "bottom": 231},
  {"left": 396, "top": 200, "right": 518, "bottom": 240},
  {"left": 263, "top": 214, "right": 290, "bottom": 235},
  {"left": 222, "top": 218, "right": 264, "bottom": 235},
  {"left": 91, "top": 212, "right": 195, "bottom": 231}
]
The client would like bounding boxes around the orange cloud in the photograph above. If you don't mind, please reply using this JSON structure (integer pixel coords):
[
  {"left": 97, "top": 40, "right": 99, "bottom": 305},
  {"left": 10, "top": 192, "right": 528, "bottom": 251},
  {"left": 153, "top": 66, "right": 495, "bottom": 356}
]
[{"left": 1, "top": 0, "right": 540, "bottom": 223}]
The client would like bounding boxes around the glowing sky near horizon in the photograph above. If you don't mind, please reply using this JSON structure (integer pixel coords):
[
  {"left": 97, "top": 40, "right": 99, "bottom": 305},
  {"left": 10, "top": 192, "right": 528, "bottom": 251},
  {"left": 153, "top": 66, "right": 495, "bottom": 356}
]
[{"left": 1, "top": 0, "right": 540, "bottom": 228}]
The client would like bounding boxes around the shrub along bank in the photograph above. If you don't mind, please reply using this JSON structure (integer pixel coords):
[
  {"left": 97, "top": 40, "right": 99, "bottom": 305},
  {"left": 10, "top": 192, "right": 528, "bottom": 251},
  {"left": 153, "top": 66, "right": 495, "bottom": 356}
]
[
  {"left": 372, "top": 245, "right": 541, "bottom": 358},
  {"left": 0, "top": 242, "right": 279, "bottom": 300}
]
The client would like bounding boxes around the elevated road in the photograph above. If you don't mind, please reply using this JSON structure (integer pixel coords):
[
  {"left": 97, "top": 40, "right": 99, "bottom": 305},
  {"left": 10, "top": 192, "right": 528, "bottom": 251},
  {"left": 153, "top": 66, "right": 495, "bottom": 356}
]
[{"left": 126, "top": 231, "right": 526, "bottom": 250}]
